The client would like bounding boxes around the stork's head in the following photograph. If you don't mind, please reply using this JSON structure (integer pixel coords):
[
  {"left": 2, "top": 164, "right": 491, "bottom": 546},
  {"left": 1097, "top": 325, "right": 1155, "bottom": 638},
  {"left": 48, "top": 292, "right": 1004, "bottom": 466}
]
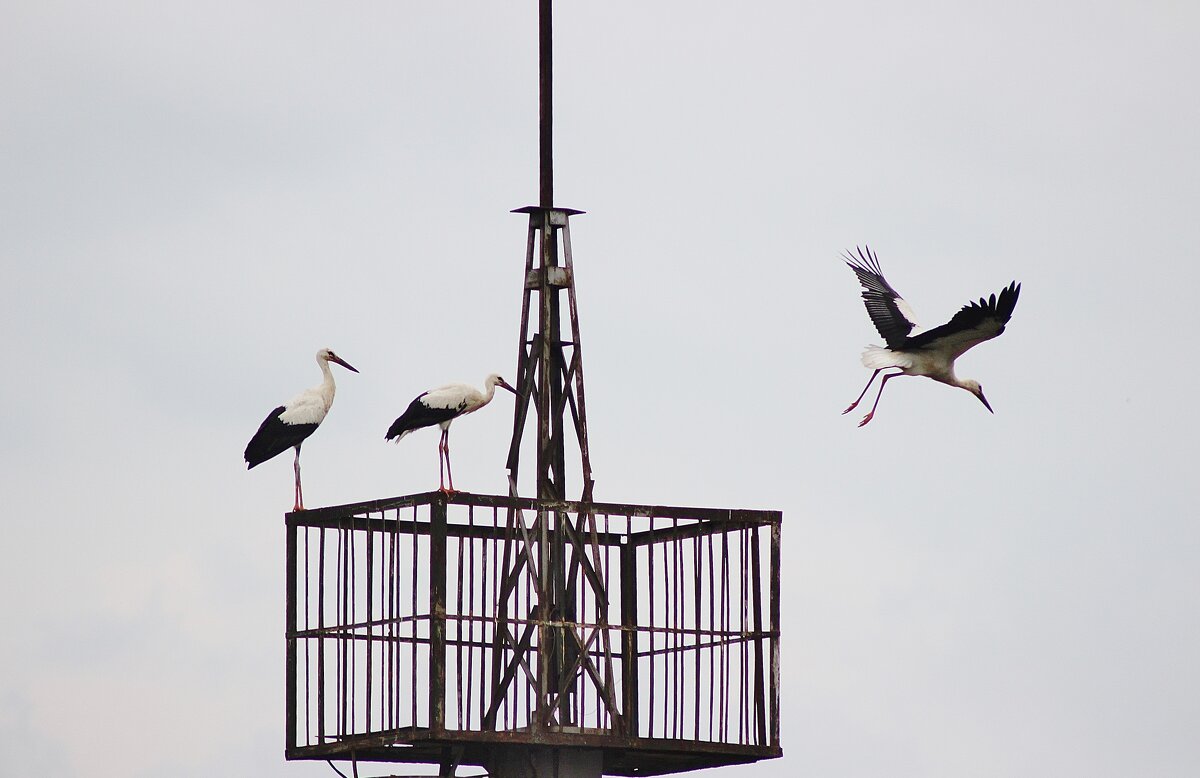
[
  {"left": 487, "top": 374, "right": 518, "bottom": 395},
  {"left": 962, "top": 379, "right": 993, "bottom": 413},
  {"left": 319, "top": 348, "right": 360, "bottom": 374}
]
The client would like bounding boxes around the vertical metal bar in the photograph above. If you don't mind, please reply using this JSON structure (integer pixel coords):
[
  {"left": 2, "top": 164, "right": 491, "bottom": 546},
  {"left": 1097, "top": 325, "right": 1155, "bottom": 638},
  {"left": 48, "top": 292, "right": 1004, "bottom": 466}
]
[
  {"left": 466, "top": 505, "right": 476, "bottom": 730},
  {"left": 524, "top": 525, "right": 533, "bottom": 730},
  {"left": 693, "top": 533, "right": 702, "bottom": 741},
  {"left": 661, "top": 535, "right": 670, "bottom": 739},
  {"left": 537, "top": 504, "right": 549, "bottom": 729},
  {"left": 734, "top": 525, "right": 744, "bottom": 744},
  {"left": 620, "top": 527, "right": 638, "bottom": 738},
  {"left": 539, "top": 0, "right": 553, "bottom": 207},
  {"left": 337, "top": 525, "right": 347, "bottom": 738},
  {"left": 304, "top": 526, "right": 312, "bottom": 744},
  {"left": 365, "top": 514, "right": 374, "bottom": 734},
  {"left": 751, "top": 527, "right": 767, "bottom": 746},
  {"left": 457, "top": 510, "right": 466, "bottom": 730},
  {"left": 604, "top": 511, "right": 613, "bottom": 731},
  {"left": 411, "top": 505, "right": 419, "bottom": 733},
  {"left": 719, "top": 527, "right": 729, "bottom": 742},
  {"left": 505, "top": 219, "right": 538, "bottom": 480},
  {"left": 285, "top": 515, "right": 297, "bottom": 753},
  {"left": 430, "top": 496, "right": 448, "bottom": 734},
  {"left": 537, "top": 224, "right": 556, "bottom": 500},
  {"left": 388, "top": 517, "right": 397, "bottom": 732},
  {"left": 707, "top": 529, "right": 715, "bottom": 741},
  {"left": 317, "top": 527, "right": 326, "bottom": 743},
  {"left": 647, "top": 515, "right": 655, "bottom": 738},
  {"left": 770, "top": 518, "right": 781, "bottom": 748},
  {"left": 350, "top": 518, "right": 358, "bottom": 737},
  {"left": 560, "top": 220, "right": 594, "bottom": 500},
  {"left": 489, "top": 509, "right": 512, "bottom": 731},
  {"left": 671, "top": 514, "right": 680, "bottom": 740}
]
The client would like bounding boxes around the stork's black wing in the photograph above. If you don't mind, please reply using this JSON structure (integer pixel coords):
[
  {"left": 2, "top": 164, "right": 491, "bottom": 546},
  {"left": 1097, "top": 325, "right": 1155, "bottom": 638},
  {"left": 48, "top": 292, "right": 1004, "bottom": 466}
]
[
  {"left": 906, "top": 281, "right": 1021, "bottom": 358},
  {"left": 844, "top": 246, "right": 918, "bottom": 349},
  {"left": 385, "top": 392, "right": 460, "bottom": 441},
  {"left": 245, "top": 406, "right": 319, "bottom": 468}
]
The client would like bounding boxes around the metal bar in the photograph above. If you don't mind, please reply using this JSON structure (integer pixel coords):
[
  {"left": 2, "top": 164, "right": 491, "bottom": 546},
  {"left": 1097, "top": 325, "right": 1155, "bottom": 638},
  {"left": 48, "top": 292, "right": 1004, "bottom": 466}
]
[
  {"left": 560, "top": 218, "right": 594, "bottom": 500},
  {"left": 297, "top": 613, "right": 772, "bottom": 643},
  {"left": 350, "top": 518, "right": 358, "bottom": 738},
  {"left": 670, "top": 514, "right": 679, "bottom": 740},
  {"left": 505, "top": 215, "right": 538, "bottom": 475},
  {"left": 707, "top": 529, "right": 715, "bottom": 741},
  {"left": 387, "top": 522, "right": 397, "bottom": 733},
  {"left": 289, "top": 726, "right": 781, "bottom": 761},
  {"left": 692, "top": 534, "right": 701, "bottom": 741},
  {"left": 770, "top": 519, "right": 781, "bottom": 748},
  {"left": 488, "top": 505, "right": 516, "bottom": 731},
  {"left": 430, "top": 497, "right": 448, "bottom": 735},
  {"left": 456, "top": 515, "right": 465, "bottom": 730},
  {"left": 628, "top": 518, "right": 767, "bottom": 549},
  {"left": 318, "top": 527, "right": 326, "bottom": 743},
  {"left": 734, "top": 523, "right": 744, "bottom": 739},
  {"left": 365, "top": 512, "right": 374, "bottom": 734},
  {"left": 286, "top": 513, "right": 298, "bottom": 750},
  {"left": 411, "top": 506, "right": 419, "bottom": 735},
  {"left": 465, "top": 505, "right": 476, "bottom": 731},
  {"left": 751, "top": 527, "right": 766, "bottom": 746},
  {"left": 290, "top": 492, "right": 779, "bottom": 528},
  {"left": 539, "top": 0, "right": 553, "bottom": 207},
  {"left": 483, "top": 619, "right": 538, "bottom": 727},
  {"left": 719, "top": 528, "right": 728, "bottom": 742},
  {"left": 600, "top": 511, "right": 615, "bottom": 731},
  {"left": 648, "top": 514, "right": 656, "bottom": 739},
  {"left": 305, "top": 528, "right": 312, "bottom": 744},
  {"left": 337, "top": 525, "right": 347, "bottom": 738}
]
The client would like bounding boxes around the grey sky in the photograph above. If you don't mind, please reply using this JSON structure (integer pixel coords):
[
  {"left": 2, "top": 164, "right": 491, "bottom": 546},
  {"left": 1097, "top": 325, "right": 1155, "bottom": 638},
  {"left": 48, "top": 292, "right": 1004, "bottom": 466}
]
[{"left": 2, "top": 2, "right": 1198, "bottom": 776}]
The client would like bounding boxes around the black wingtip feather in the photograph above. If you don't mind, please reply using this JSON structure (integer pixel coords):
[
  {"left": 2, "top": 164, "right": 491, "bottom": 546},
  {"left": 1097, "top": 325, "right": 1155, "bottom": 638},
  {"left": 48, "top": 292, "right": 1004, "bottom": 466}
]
[{"left": 842, "top": 245, "right": 918, "bottom": 348}]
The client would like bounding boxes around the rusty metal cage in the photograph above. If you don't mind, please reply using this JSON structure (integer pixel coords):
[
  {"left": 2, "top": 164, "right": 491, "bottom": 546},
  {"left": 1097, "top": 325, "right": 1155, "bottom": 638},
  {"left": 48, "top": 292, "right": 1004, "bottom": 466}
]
[{"left": 285, "top": 491, "right": 781, "bottom": 775}]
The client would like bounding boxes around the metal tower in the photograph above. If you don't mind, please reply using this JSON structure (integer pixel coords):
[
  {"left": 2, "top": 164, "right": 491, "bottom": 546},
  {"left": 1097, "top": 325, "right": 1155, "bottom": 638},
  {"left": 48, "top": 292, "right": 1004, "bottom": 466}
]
[{"left": 284, "top": 4, "right": 782, "bottom": 776}]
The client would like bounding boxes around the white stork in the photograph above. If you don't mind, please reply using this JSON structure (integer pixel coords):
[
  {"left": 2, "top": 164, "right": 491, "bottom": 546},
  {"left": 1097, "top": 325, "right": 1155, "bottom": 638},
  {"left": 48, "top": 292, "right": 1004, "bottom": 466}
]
[
  {"left": 843, "top": 246, "right": 1020, "bottom": 427},
  {"left": 245, "top": 348, "right": 359, "bottom": 510},
  {"left": 386, "top": 374, "right": 517, "bottom": 493}
]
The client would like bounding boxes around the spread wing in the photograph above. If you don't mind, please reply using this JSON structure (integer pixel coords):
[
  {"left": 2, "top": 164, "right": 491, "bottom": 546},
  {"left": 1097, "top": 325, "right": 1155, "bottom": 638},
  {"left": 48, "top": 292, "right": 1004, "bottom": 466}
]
[
  {"left": 906, "top": 281, "right": 1021, "bottom": 359},
  {"left": 844, "top": 246, "right": 919, "bottom": 349}
]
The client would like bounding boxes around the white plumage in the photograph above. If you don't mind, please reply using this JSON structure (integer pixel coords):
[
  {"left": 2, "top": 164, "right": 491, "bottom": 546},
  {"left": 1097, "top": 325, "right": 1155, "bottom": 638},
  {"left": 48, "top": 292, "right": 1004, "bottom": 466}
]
[
  {"left": 843, "top": 247, "right": 1021, "bottom": 427},
  {"left": 386, "top": 374, "right": 517, "bottom": 493},
  {"left": 245, "top": 348, "right": 358, "bottom": 510}
]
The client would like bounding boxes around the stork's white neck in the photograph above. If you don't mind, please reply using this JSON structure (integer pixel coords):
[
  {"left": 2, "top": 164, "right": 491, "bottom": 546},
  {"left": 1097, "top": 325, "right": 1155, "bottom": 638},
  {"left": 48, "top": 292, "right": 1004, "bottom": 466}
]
[{"left": 316, "top": 354, "right": 337, "bottom": 410}]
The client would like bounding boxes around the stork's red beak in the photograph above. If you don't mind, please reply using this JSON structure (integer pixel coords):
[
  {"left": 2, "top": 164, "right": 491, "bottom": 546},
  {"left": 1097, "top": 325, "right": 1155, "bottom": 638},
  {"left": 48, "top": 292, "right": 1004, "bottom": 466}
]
[
  {"left": 498, "top": 378, "right": 517, "bottom": 395},
  {"left": 976, "top": 389, "right": 993, "bottom": 414}
]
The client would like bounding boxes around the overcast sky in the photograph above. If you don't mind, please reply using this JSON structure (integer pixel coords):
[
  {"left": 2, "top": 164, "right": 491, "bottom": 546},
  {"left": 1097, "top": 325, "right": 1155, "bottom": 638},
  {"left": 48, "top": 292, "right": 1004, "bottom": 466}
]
[{"left": 3, "top": 2, "right": 1199, "bottom": 776}]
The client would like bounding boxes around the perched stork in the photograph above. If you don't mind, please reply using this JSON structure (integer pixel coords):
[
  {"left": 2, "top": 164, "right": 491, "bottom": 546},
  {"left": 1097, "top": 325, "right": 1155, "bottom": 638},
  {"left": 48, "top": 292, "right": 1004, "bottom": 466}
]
[
  {"left": 245, "top": 348, "right": 359, "bottom": 510},
  {"left": 386, "top": 374, "right": 517, "bottom": 493},
  {"left": 843, "top": 246, "right": 1020, "bottom": 427}
]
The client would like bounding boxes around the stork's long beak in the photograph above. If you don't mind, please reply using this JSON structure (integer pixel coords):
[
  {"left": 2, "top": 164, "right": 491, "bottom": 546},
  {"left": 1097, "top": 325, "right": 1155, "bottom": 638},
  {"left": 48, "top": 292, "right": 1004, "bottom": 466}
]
[
  {"left": 498, "top": 378, "right": 518, "bottom": 395},
  {"left": 331, "top": 355, "right": 360, "bottom": 373},
  {"left": 976, "top": 389, "right": 994, "bottom": 414}
]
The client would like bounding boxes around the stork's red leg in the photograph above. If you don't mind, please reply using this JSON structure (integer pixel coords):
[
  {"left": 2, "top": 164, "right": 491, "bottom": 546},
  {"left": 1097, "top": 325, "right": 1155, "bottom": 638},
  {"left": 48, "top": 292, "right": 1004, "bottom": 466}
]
[
  {"left": 859, "top": 372, "right": 901, "bottom": 427},
  {"left": 437, "top": 434, "right": 447, "bottom": 492},
  {"left": 844, "top": 368, "right": 885, "bottom": 414},
  {"left": 441, "top": 430, "right": 456, "bottom": 495},
  {"left": 293, "top": 445, "right": 304, "bottom": 511}
]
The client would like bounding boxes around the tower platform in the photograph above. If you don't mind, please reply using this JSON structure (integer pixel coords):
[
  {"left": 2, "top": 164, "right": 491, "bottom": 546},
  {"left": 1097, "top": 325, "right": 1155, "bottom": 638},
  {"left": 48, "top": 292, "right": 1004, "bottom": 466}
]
[{"left": 285, "top": 491, "right": 781, "bottom": 775}]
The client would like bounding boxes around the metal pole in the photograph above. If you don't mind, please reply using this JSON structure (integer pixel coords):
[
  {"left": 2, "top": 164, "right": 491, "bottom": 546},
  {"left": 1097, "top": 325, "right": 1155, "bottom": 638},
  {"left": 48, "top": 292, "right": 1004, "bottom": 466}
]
[{"left": 539, "top": 0, "right": 553, "bottom": 207}]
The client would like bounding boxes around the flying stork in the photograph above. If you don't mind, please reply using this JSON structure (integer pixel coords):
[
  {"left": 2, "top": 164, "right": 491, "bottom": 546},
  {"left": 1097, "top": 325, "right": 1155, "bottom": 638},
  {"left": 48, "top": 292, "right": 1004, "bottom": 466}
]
[
  {"left": 245, "top": 348, "right": 359, "bottom": 510},
  {"left": 843, "top": 246, "right": 1020, "bottom": 427},
  {"left": 386, "top": 374, "right": 517, "bottom": 493}
]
